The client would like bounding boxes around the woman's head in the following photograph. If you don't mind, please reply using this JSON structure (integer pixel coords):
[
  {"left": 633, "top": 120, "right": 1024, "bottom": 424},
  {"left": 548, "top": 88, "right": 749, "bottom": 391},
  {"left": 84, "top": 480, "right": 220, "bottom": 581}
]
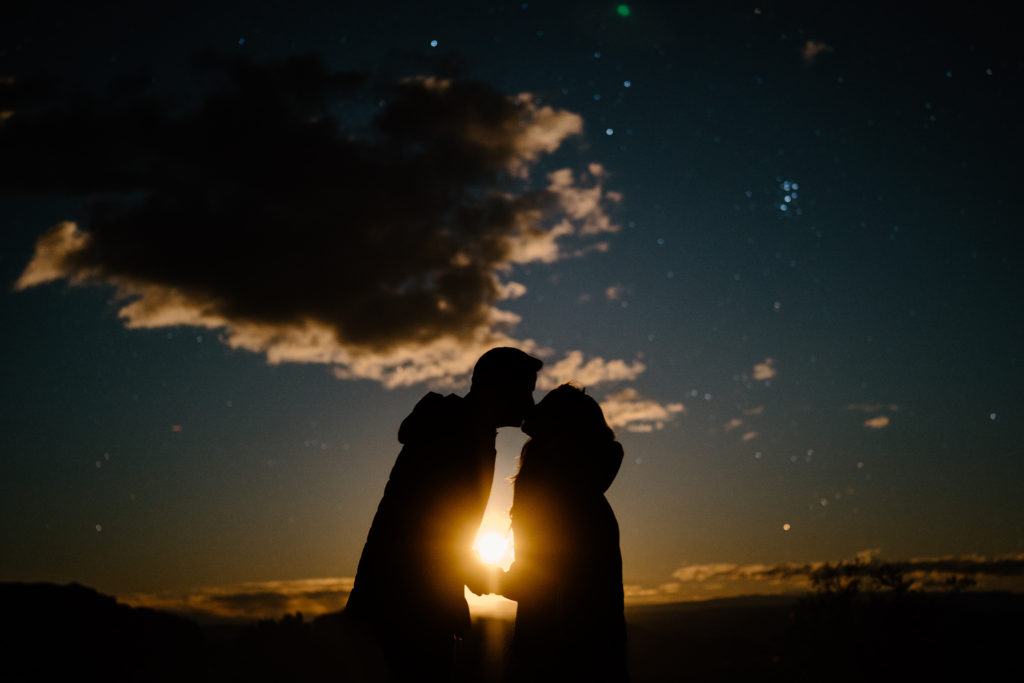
[
  {"left": 522, "top": 383, "right": 615, "bottom": 443},
  {"left": 515, "top": 384, "right": 622, "bottom": 492}
]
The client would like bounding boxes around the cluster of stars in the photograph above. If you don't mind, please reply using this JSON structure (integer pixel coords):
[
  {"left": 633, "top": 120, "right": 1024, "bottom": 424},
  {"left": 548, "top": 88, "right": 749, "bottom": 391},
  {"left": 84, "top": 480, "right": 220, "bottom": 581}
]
[{"left": 778, "top": 179, "right": 800, "bottom": 213}]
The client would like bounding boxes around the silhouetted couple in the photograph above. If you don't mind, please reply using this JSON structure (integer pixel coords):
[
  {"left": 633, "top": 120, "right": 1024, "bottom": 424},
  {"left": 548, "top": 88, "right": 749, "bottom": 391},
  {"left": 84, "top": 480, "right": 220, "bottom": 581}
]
[{"left": 345, "top": 347, "right": 627, "bottom": 682}]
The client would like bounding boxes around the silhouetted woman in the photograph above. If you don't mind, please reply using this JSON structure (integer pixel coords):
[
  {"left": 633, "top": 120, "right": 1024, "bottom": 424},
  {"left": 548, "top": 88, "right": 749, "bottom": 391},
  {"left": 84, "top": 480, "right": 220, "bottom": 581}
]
[{"left": 499, "top": 383, "right": 627, "bottom": 682}]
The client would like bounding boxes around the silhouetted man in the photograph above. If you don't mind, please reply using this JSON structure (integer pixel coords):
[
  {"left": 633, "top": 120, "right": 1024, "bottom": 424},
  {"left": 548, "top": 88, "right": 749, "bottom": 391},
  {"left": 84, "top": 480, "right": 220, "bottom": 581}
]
[{"left": 345, "top": 347, "right": 543, "bottom": 681}]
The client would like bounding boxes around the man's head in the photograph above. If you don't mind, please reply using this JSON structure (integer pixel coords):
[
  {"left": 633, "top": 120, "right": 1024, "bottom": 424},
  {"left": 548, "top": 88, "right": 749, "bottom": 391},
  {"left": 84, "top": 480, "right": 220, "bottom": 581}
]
[{"left": 469, "top": 347, "right": 543, "bottom": 428}]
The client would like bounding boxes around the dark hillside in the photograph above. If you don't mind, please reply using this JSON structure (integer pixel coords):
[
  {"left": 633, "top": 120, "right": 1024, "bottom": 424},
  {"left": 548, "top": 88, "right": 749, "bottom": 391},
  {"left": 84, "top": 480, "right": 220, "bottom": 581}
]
[{"left": 3, "top": 583, "right": 1022, "bottom": 682}]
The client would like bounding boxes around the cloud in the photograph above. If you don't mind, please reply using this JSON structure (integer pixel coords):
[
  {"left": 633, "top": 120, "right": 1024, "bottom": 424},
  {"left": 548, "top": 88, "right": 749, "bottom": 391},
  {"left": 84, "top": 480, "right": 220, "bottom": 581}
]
[
  {"left": 5, "top": 55, "right": 621, "bottom": 388},
  {"left": 539, "top": 350, "right": 646, "bottom": 389},
  {"left": 496, "top": 280, "right": 527, "bottom": 300},
  {"left": 604, "top": 284, "right": 626, "bottom": 300},
  {"left": 547, "top": 163, "right": 621, "bottom": 235},
  {"left": 752, "top": 358, "right": 777, "bottom": 381},
  {"left": 854, "top": 548, "right": 883, "bottom": 564},
  {"left": 119, "top": 577, "right": 355, "bottom": 622},
  {"left": 845, "top": 404, "right": 898, "bottom": 430},
  {"left": 599, "top": 387, "right": 685, "bottom": 432},
  {"left": 724, "top": 418, "right": 743, "bottom": 432},
  {"left": 903, "top": 554, "right": 1024, "bottom": 580},
  {"left": 801, "top": 40, "right": 833, "bottom": 64},
  {"left": 329, "top": 333, "right": 540, "bottom": 388},
  {"left": 507, "top": 93, "right": 585, "bottom": 175},
  {"left": 622, "top": 583, "right": 687, "bottom": 604},
  {"left": 672, "top": 563, "right": 740, "bottom": 582},
  {"left": 652, "top": 552, "right": 1024, "bottom": 603}
]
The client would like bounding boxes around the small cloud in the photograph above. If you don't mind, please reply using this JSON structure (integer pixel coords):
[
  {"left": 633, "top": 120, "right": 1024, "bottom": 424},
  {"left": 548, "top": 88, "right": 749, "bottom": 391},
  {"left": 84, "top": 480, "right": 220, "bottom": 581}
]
[
  {"left": 802, "top": 40, "right": 833, "bottom": 64},
  {"left": 547, "top": 163, "right": 621, "bottom": 236},
  {"left": 623, "top": 583, "right": 682, "bottom": 603},
  {"left": 625, "top": 423, "right": 654, "bottom": 433},
  {"left": 847, "top": 404, "right": 898, "bottom": 430},
  {"left": 599, "top": 387, "right": 685, "bottom": 433},
  {"left": 672, "top": 563, "right": 739, "bottom": 582},
  {"left": 855, "top": 548, "right": 883, "bottom": 564},
  {"left": 539, "top": 350, "right": 646, "bottom": 389},
  {"left": 741, "top": 431, "right": 759, "bottom": 442},
  {"left": 605, "top": 284, "right": 625, "bottom": 300},
  {"left": 13, "top": 221, "right": 93, "bottom": 289},
  {"left": 497, "top": 280, "right": 527, "bottom": 300},
  {"left": 753, "top": 358, "right": 777, "bottom": 381},
  {"left": 744, "top": 405, "right": 765, "bottom": 416},
  {"left": 724, "top": 418, "right": 743, "bottom": 432},
  {"left": 863, "top": 415, "right": 890, "bottom": 429}
]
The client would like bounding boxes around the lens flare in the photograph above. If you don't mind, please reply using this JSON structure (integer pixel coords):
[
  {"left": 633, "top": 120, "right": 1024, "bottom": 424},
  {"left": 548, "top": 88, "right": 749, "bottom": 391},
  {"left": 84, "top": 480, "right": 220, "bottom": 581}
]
[{"left": 476, "top": 531, "right": 511, "bottom": 565}]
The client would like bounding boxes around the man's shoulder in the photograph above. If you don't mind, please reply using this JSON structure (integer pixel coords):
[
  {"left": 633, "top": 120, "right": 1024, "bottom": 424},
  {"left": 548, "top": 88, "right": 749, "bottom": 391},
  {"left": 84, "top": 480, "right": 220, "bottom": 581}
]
[
  {"left": 411, "top": 391, "right": 464, "bottom": 418},
  {"left": 398, "top": 392, "right": 465, "bottom": 444}
]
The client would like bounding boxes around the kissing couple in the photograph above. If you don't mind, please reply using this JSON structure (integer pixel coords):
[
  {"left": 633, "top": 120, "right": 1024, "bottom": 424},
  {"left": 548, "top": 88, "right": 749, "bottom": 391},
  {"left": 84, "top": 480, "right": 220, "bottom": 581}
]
[{"left": 345, "top": 347, "right": 627, "bottom": 682}]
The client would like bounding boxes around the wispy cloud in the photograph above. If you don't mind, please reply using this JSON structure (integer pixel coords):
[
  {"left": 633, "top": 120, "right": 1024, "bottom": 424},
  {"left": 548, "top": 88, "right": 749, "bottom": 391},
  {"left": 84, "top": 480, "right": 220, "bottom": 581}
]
[
  {"left": 6, "top": 57, "right": 621, "bottom": 388},
  {"left": 119, "top": 577, "right": 355, "bottom": 622},
  {"left": 801, "top": 40, "right": 833, "bottom": 64},
  {"left": 599, "top": 387, "right": 685, "bottom": 432},
  {"left": 752, "top": 358, "right": 777, "bottom": 381},
  {"left": 634, "top": 552, "right": 1024, "bottom": 603},
  {"left": 863, "top": 415, "right": 891, "bottom": 429},
  {"left": 846, "top": 403, "right": 899, "bottom": 430},
  {"left": 623, "top": 582, "right": 683, "bottom": 604},
  {"left": 604, "top": 284, "right": 626, "bottom": 301},
  {"left": 547, "top": 163, "right": 621, "bottom": 236},
  {"left": 539, "top": 350, "right": 646, "bottom": 389}
]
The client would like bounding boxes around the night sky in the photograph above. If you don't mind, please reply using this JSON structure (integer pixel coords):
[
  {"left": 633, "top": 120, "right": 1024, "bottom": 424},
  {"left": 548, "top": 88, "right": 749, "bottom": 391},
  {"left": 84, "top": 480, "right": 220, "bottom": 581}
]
[{"left": 2, "top": 1, "right": 1022, "bottom": 619}]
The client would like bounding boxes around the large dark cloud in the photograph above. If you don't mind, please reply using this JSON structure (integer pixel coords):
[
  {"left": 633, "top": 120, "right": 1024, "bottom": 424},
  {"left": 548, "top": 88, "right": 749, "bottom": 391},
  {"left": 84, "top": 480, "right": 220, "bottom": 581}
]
[{"left": 5, "top": 54, "right": 620, "bottom": 386}]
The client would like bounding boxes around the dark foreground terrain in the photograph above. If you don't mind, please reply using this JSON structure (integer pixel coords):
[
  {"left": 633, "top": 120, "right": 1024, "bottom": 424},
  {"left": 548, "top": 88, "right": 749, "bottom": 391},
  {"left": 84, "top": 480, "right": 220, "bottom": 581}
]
[{"left": 2, "top": 582, "right": 1022, "bottom": 681}]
